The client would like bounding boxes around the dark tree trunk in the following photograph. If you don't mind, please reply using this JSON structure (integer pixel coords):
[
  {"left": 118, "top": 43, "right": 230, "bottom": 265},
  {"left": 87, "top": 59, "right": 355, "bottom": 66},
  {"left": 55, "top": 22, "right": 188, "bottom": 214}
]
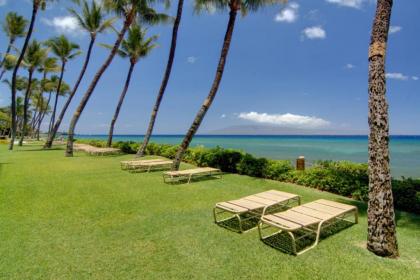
[
  {"left": 37, "top": 91, "right": 52, "bottom": 140},
  {"left": 9, "top": 2, "right": 39, "bottom": 150},
  {"left": 367, "top": 0, "right": 398, "bottom": 258},
  {"left": 136, "top": 0, "right": 184, "bottom": 157},
  {"left": 107, "top": 62, "right": 135, "bottom": 147},
  {"left": 0, "top": 39, "right": 14, "bottom": 81},
  {"left": 171, "top": 8, "right": 237, "bottom": 170},
  {"left": 19, "top": 70, "right": 34, "bottom": 146},
  {"left": 44, "top": 36, "right": 96, "bottom": 148},
  {"left": 48, "top": 60, "right": 66, "bottom": 136},
  {"left": 65, "top": 15, "right": 133, "bottom": 157}
]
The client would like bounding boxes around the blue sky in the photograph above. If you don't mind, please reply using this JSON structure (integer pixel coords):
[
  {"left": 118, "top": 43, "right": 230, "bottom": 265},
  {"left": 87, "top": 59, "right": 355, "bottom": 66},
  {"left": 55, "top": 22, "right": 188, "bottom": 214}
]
[{"left": 0, "top": 0, "right": 419, "bottom": 134}]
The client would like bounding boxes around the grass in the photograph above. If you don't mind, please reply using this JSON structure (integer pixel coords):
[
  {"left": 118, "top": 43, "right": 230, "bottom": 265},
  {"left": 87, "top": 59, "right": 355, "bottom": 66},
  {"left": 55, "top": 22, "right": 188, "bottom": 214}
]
[{"left": 0, "top": 143, "right": 419, "bottom": 279}]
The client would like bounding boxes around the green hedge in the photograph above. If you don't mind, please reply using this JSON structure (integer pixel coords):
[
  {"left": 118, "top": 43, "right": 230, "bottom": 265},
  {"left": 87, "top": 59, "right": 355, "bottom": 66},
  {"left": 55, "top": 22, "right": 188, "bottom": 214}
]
[{"left": 76, "top": 139, "right": 420, "bottom": 214}]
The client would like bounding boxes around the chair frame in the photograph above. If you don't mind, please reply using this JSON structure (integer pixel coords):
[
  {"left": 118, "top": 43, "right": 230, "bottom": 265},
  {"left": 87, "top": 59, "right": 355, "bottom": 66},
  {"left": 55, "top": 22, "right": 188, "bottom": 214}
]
[{"left": 163, "top": 168, "right": 222, "bottom": 184}]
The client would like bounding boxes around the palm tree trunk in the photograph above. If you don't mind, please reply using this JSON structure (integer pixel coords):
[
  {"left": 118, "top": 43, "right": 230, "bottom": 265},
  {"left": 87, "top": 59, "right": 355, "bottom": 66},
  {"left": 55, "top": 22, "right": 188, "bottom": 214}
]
[
  {"left": 107, "top": 62, "right": 135, "bottom": 147},
  {"left": 9, "top": 1, "right": 39, "bottom": 150},
  {"left": 367, "top": 0, "right": 398, "bottom": 258},
  {"left": 171, "top": 8, "right": 237, "bottom": 170},
  {"left": 44, "top": 36, "right": 96, "bottom": 148},
  {"left": 136, "top": 0, "right": 184, "bottom": 157},
  {"left": 48, "top": 60, "right": 66, "bottom": 136},
  {"left": 19, "top": 70, "right": 34, "bottom": 146},
  {"left": 0, "top": 39, "right": 14, "bottom": 81},
  {"left": 37, "top": 91, "right": 52, "bottom": 141},
  {"left": 65, "top": 16, "right": 133, "bottom": 157}
]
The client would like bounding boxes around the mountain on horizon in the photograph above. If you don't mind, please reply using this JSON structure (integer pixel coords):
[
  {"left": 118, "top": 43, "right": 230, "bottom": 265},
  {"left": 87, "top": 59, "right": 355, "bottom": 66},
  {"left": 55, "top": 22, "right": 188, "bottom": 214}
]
[{"left": 207, "top": 125, "right": 368, "bottom": 135}]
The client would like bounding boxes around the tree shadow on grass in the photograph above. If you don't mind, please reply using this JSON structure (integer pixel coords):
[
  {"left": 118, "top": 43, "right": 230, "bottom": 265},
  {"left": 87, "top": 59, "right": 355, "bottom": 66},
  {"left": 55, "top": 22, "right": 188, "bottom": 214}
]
[{"left": 262, "top": 219, "right": 355, "bottom": 255}]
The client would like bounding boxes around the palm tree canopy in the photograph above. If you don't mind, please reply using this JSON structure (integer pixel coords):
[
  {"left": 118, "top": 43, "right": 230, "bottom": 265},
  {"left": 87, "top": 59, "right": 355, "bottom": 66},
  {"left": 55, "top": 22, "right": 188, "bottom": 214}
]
[
  {"left": 2, "top": 12, "right": 28, "bottom": 42},
  {"left": 68, "top": 0, "right": 117, "bottom": 37},
  {"left": 44, "top": 35, "right": 81, "bottom": 63},
  {"left": 2, "top": 76, "right": 28, "bottom": 91},
  {"left": 48, "top": 75, "right": 71, "bottom": 96},
  {"left": 194, "top": 0, "right": 287, "bottom": 14},
  {"left": 22, "top": 40, "right": 49, "bottom": 72},
  {"left": 38, "top": 57, "right": 60, "bottom": 74},
  {"left": 102, "top": 24, "right": 158, "bottom": 64},
  {"left": 103, "top": 0, "right": 172, "bottom": 26}
]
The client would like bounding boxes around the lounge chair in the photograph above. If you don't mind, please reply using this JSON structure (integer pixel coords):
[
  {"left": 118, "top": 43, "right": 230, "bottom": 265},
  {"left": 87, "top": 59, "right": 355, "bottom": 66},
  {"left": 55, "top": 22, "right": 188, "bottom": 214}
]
[
  {"left": 163, "top": 167, "right": 222, "bottom": 184},
  {"left": 126, "top": 160, "right": 173, "bottom": 173},
  {"left": 258, "top": 199, "right": 358, "bottom": 255},
  {"left": 214, "top": 190, "right": 301, "bottom": 233},
  {"left": 120, "top": 158, "right": 167, "bottom": 170}
]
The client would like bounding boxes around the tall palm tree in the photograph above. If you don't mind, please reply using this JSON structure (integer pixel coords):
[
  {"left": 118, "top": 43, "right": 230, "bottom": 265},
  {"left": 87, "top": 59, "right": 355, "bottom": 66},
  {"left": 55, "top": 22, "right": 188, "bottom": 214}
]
[
  {"left": 0, "top": 12, "right": 28, "bottom": 81},
  {"left": 103, "top": 24, "right": 158, "bottom": 147},
  {"left": 35, "top": 77, "right": 57, "bottom": 139},
  {"left": 136, "top": 0, "right": 184, "bottom": 157},
  {"left": 44, "top": 0, "right": 116, "bottom": 148},
  {"left": 367, "top": 0, "right": 398, "bottom": 258},
  {"left": 44, "top": 35, "right": 81, "bottom": 137},
  {"left": 65, "top": 0, "right": 170, "bottom": 157},
  {"left": 19, "top": 40, "right": 48, "bottom": 146},
  {"left": 171, "top": 0, "right": 286, "bottom": 170},
  {"left": 47, "top": 76, "right": 71, "bottom": 134}
]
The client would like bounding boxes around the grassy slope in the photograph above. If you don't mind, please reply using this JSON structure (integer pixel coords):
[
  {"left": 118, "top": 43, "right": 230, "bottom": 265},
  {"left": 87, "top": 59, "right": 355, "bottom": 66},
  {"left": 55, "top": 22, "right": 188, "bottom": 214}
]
[{"left": 0, "top": 144, "right": 419, "bottom": 279}]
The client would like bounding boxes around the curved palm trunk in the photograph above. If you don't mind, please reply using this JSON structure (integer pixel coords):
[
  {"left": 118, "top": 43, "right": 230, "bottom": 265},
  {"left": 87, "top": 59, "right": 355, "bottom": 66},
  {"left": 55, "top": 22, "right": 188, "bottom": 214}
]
[
  {"left": 65, "top": 17, "right": 133, "bottom": 157},
  {"left": 9, "top": 1, "right": 39, "bottom": 150},
  {"left": 367, "top": 0, "right": 398, "bottom": 258},
  {"left": 107, "top": 62, "right": 135, "bottom": 147},
  {"left": 171, "top": 9, "right": 237, "bottom": 170},
  {"left": 18, "top": 70, "right": 34, "bottom": 146},
  {"left": 44, "top": 36, "right": 96, "bottom": 148},
  {"left": 136, "top": 0, "right": 184, "bottom": 157},
  {"left": 0, "top": 40, "right": 14, "bottom": 81},
  {"left": 48, "top": 60, "right": 66, "bottom": 136}
]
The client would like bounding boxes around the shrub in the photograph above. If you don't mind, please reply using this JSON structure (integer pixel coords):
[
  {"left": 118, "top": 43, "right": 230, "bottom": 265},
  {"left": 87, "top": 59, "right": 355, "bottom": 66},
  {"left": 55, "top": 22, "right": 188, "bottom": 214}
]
[
  {"left": 237, "top": 153, "right": 268, "bottom": 178},
  {"left": 392, "top": 178, "right": 420, "bottom": 214},
  {"left": 264, "top": 160, "right": 294, "bottom": 181}
]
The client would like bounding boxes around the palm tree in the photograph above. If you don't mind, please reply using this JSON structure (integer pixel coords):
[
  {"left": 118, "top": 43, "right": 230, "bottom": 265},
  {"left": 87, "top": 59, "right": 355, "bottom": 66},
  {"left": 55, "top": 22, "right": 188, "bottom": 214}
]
[
  {"left": 19, "top": 40, "right": 48, "bottom": 146},
  {"left": 136, "top": 0, "right": 184, "bottom": 157},
  {"left": 44, "top": 35, "right": 81, "bottom": 137},
  {"left": 103, "top": 24, "right": 158, "bottom": 147},
  {"left": 65, "top": 0, "right": 170, "bottom": 157},
  {"left": 0, "top": 12, "right": 28, "bottom": 80},
  {"left": 35, "top": 77, "right": 57, "bottom": 139},
  {"left": 47, "top": 76, "right": 71, "bottom": 134},
  {"left": 367, "top": 0, "right": 398, "bottom": 258},
  {"left": 44, "top": 0, "right": 116, "bottom": 148},
  {"left": 171, "top": 0, "right": 286, "bottom": 170}
]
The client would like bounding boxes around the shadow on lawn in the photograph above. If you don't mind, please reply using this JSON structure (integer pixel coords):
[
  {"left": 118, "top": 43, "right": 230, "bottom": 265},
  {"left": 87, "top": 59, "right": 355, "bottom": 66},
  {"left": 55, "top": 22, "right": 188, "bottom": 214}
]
[{"left": 262, "top": 219, "right": 355, "bottom": 255}]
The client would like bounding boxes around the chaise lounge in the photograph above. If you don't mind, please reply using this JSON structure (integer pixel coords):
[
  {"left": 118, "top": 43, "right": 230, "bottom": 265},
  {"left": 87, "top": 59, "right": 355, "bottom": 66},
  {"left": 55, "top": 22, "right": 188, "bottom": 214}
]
[
  {"left": 258, "top": 199, "right": 358, "bottom": 255},
  {"left": 214, "top": 190, "right": 301, "bottom": 233},
  {"left": 120, "top": 158, "right": 167, "bottom": 170},
  {"left": 163, "top": 167, "right": 222, "bottom": 184},
  {"left": 126, "top": 160, "right": 173, "bottom": 173}
]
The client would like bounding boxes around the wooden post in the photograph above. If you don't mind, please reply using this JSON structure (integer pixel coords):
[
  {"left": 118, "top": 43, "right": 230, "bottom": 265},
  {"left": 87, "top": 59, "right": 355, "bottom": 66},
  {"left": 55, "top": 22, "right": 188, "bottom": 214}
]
[{"left": 296, "top": 156, "right": 305, "bottom": 171}]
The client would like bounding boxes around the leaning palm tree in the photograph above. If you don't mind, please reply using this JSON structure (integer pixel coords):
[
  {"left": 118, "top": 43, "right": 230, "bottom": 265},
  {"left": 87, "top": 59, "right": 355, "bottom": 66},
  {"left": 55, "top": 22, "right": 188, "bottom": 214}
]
[
  {"left": 136, "top": 0, "right": 184, "bottom": 156},
  {"left": 19, "top": 40, "right": 48, "bottom": 146},
  {"left": 65, "top": 0, "right": 170, "bottom": 157},
  {"left": 0, "top": 12, "right": 28, "bottom": 81},
  {"left": 44, "top": 35, "right": 81, "bottom": 136},
  {"left": 171, "top": 0, "right": 286, "bottom": 170},
  {"left": 47, "top": 76, "right": 71, "bottom": 134},
  {"left": 367, "top": 0, "right": 398, "bottom": 258},
  {"left": 35, "top": 77, "right": 57, "bottom": 139},
  {"left": 44, "top": 0, "right": 116, "bottom": 148},
  {"left": 103, "top": 24, "right": 158, "bottom": 147}
]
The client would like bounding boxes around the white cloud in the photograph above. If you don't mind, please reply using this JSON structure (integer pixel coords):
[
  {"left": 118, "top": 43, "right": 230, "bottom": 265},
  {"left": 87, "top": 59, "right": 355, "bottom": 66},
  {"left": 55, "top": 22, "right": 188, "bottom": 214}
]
[
  {"left": 386, "top": 73, "right": 409, "bottom": 81},
  {"left": 41, "top": 16, "right": 81, "bottom": 35},
  {"left": 412, "top": 76, "right": 419, "bottom": 81},
  {"left": 274, "top": 2, "right": 299, "bottom": 23},
  {"left": 0, "top": 0, "right": 7, "bottom": 6},
  {"left": 187, "top": 56, "right": 197, "bottom": 64},
  {"left": 238, "top": 112, "right": 330, "bottom": 129},
  {"left": 302, "top": 26, "right": 326, "bottom": 40},
  {"left": 345, "top": 63, "right": 355, "bottom": 69},
  {"left": 325, "top": 0, "right": 364, "bottom": 9},
  {"left": 389, "top": 26, "right": 402, "bottom": 34}
]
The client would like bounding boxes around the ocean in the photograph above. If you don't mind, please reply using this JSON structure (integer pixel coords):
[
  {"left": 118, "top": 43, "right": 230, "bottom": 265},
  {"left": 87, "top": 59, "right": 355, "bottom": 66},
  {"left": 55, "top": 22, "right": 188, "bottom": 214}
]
[{"left": 76, "top": 135, "right": 420, "bottom": 178}]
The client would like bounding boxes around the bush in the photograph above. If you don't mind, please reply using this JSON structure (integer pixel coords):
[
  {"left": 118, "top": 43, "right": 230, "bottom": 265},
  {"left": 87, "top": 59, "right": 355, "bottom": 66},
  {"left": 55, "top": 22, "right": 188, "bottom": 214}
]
[
  {"left": 264, "top": 160, "right": 294, "bottom": 181},
  {"left": 237, "top": 153, "right": 268, "bottom": 178},
  {"left": 392, "top": 178, "right": 420, "bottom": 214}
]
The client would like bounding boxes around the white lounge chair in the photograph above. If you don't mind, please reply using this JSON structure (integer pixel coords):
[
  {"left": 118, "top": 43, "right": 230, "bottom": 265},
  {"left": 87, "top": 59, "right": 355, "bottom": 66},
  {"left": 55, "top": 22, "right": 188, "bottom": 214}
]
[{"left": 163, "top": 167, "right": 222, "bottom": 184}]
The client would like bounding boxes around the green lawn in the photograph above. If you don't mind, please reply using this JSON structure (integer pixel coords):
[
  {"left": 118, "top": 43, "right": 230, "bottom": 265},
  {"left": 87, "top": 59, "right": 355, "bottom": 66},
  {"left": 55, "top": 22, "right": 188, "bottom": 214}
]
[{"left": 0, "top": 144, "right": 419, "bottom": 279}]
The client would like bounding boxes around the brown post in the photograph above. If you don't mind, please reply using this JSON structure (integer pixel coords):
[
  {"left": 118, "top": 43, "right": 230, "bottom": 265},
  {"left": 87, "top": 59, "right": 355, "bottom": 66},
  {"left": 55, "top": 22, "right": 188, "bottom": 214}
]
[{"left": 296, "top": 156, "right": 305, "bottom": 171}]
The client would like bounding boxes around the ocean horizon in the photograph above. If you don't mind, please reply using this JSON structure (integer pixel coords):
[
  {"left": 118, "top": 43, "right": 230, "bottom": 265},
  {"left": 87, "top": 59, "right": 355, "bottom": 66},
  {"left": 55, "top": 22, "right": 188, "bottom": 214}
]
[{"left": 75, "top": 134, "right": 420, "bottom": 178}]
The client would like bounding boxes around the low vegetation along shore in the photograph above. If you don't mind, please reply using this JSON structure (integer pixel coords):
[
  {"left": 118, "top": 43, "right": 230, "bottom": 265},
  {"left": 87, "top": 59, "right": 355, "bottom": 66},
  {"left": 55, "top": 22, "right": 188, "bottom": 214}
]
[
  {"left": 80, "top": 139, "right": 420, "bottom": 215},
  {"left": 1, "top": 143, "right": 419, "bottom": 278}
]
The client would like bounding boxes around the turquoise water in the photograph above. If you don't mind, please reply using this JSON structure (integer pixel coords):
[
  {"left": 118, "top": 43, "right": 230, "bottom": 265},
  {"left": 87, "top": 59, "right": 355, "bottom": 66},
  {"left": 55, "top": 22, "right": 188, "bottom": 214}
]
[{"left": 76, "top": 135, "right": 420, "bottom": 178}]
